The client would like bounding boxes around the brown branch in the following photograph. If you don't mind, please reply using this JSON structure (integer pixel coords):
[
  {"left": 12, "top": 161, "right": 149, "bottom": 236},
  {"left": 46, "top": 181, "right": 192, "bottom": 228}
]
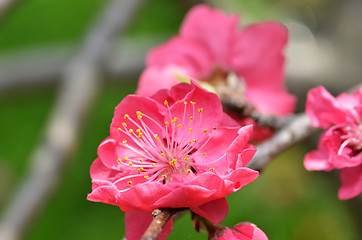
[
  {"left": 141, "top": 208, "right": 182, "bottom": 240},
  {"left": 246, "top": 113, "right": 316, "bottom": 171},
  {"left": 0, "top": 1, "right": 144, "bottom": 240}
]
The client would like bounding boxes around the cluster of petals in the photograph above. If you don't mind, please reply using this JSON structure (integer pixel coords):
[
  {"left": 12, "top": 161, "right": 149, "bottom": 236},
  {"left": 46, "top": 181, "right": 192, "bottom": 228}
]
[
  {"left": 137, "top": 4, "right": 296, "bottom": 140},
  {"left": 214, "top": 222, "right": 268, "bottom": 240},
  {"left": 87, "top": 82, "right": 259, "bottom": 238},
  {"left": 304, "top": 86, "right": 362, "bottom": 199}
]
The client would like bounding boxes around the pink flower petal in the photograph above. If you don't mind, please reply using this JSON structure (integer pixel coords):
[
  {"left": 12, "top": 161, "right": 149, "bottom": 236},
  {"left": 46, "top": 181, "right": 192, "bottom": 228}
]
[
  {"left": 180, "top": 4, "right": 239, "bottom": 66},
  {"left": 338, "top": 164, "right": 362, "bottom": 200},
  {"left": 233, "top": 222, "right": 268, "bottom": 240},
  {"left": 137, "top": 65, "right": 192, "bottom": 97},
  {"left": 231, "top": 22, "right": 287, "bottom": 85},
  {"left": 306, "top": 86, "right": 352, "bottom": 128},
  {"left": 190, "top": 198, "right": 229, "bottom": 224}
]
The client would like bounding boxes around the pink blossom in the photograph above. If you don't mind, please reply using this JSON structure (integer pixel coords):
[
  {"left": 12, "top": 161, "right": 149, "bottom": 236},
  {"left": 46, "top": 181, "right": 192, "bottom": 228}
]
[
  {"left": 214, "top": 222, "right": 268, "bottom": 240},
  {"left": 88, "top": 82, "right": 259, "bottom": 238},
  {"left": 137, "top": 4, "right": 296, "bottom": 131},
  {"left": 304, "top": 86, "right": 362, "bottom": 199}
]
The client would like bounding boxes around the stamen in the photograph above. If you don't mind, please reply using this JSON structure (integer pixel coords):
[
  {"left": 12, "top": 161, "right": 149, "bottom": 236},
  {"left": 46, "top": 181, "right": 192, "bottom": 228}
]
[
  {"left": 203, "top": 129, "right": 207, "bottom": 133},
  {"left": 127, "top": 181, "right": 132, "bottom": 185},
  {"left": 128, "top": 162, "right": 133, "bottom": 166},
  {"left": 198, "top": 108, "right": 203, "bottom": 112},
  {"left": 209, "top": 167, "right": 214, "bottom": 172},
  {"left": 186, "top": 169, "right": 192, "bottom": 174},
  {"left": 164, "top": 100, "right": 168, "bottom": 105},
  {"left": 124, "top": 114, "right": 129, "bottom": 119},
  {"left": 117, "top": 158, "right": 121, "bottom": 163}
]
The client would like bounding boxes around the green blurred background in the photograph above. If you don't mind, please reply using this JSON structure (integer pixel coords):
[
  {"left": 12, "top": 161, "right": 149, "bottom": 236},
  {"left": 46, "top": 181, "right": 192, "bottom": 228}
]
[{"left": 0, "top": 0, "right": 361, "bottom": 239}]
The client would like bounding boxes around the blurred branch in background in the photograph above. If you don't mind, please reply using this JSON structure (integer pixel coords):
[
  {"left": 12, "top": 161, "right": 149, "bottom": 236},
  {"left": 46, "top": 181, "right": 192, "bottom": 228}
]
[
  {"left": 0, "top": 0, "right": 18, "bottom": 18},
  {"left": 0, "top": 0, "right": 144, "bottom": 240},
  {"left": 0, "top": 28, "right": 361, "bottom": 94}
]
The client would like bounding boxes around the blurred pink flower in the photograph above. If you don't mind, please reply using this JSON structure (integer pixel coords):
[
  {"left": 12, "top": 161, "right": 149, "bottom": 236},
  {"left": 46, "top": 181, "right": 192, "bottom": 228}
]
[
  {"left": 88, "top": 82, "right": 259, "bottom": 238},
  {"left": 214, "top": 222, "right": 268, "bottom": 240},
  {"left": 304, "top": 86, "right": 362, "bottom": 199},
  {"left": 137, "top": 4, "right": 296, "bottom": 131}
]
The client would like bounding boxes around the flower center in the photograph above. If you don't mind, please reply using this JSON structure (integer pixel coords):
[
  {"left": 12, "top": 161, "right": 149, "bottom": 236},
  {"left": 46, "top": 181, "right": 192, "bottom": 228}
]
[
  {"left": 203, "top": 67, "right": 248, "bottom": 109},
  {"left": 338, "top": 122, "right": 362, "bottom": 156},
  {"left": 114, "top": 100, "right": 217, "bottom": 186}
]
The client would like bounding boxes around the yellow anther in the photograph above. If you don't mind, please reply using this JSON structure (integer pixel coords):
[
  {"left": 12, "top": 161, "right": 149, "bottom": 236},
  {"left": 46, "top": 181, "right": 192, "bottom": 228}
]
[
  {"left": 202, "top": 152, "right": 206, "bottom": 156},
  {"left": 122, "top": 140, "right": 127, "bottom": 144},
  {"left": 117, "top": 158, "right": 121, "bottom": 163},
  {"left": 161, "top": 153, "right": 165, "bottom": 156},
  {"left": 198, "top": 108, "right": 203, "bottom": 112},
  {"left": 124, "top": 114, "right": 129, "bottom": 119},
  {"left": 117, "top": 128, "right": 122, "bottom": 131},
  {"left": 161, "top": 174, "right": 167, "bottom": 179},
  {"left": 184, "top": 157, "right": 189, "bottom": 161},
  {"left": 189, "top": 128, "right": 193, "bottom": 132},
  {"left": 169, "top": 159, "right": 177, "bottom": 167},
  {"left": 137, "top": 115, "right": 142, "bottom": 120},
  {"left": 186, "top": 169, "right": 192, "bottom": 174},
  {"left": 140, "top": 158, "right": 144, "bottom": 162},
  {"left": 136, "top": 129, "right": 141, "bottom": 133},
  {"left": 184, "top": 101, "right": 188, "bottom": 105},
  {"left": 165, "top": 121, "right": 169, "bottom": 125},
  {"left": 203, "top": 129, "right": 207, "bottom": 133},
  {"left": 190, "top": 101, "right": 196, "bottom": 105},
  {"left": 122, "top": 122, "right": 127, "bottom": 127},
  {"left": 193, "top": 139, "right": 197, "bottom": 142},
  {"left": 188, "top": 140, "right": 192, "bottom": 144},
  {"left": 124, "top": 157, "right": 129, "bottom": 161},
  {"left": 209, "top": 167, "right": 214, "bottom": 172},
  {"left": 138, "top": 133, "right": 143, "bottom": 139},
  {"left": 127, "top": 181, "right": 133, "bottom": 185},
  {"left": 137, "top": 167, "right": 144, "bottom": 173},
  {"left": 190, "top": 116, "right": 194, "bottom": 120},
  {"left": 128, "top": 162, "right": 133, "bottom": 166},
  {"left": 152, "top": 163, "right": 156, "bottom": 166},
  {"left": 213, "top": 127, "right": 216, "bottom": 130},
  {"left": 144, "top": 175, "right": 149, "bottom": 179},
  {"left": 154, "top": 134, "right": 159, "bottom": 139},
  {"left": 164, "top": 100, "right": 168, "bottom": 105},
  {"left": 177, "top": 124, "right": 182, "bottom": 128},
  {"left": 129, "top": 129, "right": 134, "bottom": 133},
  {"left": 171, "top": 117, "right": 178, "bottom": 123},
  {"left": 136, "top": 111, "right": 143, "bottom": 116}
]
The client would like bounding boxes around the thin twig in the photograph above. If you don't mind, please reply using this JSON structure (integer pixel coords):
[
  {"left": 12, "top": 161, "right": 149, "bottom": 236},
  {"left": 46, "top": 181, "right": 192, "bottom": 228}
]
[
  {"left": 141, "top": 208, "right": 181, "bottom": 240},
  {"left": 0, "top": 1, "right": 144, "bottom": 240}
]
